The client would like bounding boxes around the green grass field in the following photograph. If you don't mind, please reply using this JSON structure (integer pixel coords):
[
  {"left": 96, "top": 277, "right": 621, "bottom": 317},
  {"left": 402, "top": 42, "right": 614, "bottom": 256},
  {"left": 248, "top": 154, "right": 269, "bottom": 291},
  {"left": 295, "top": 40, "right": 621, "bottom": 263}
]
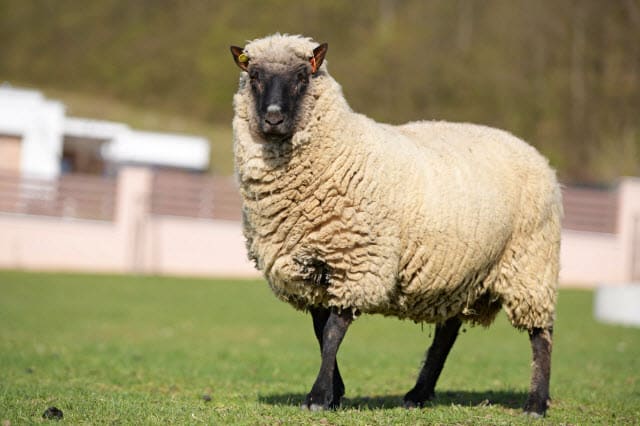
[{"left": 1, "top": 271, "right": 638, "bottom": 425}]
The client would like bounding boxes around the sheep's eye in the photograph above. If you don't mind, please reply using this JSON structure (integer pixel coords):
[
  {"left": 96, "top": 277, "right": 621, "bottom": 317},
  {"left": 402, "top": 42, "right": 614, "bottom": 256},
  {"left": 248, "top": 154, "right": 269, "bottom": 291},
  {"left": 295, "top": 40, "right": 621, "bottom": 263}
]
[
  {"left": 249, "top": 72, "right": 262, "bottom": 92},
  {"left": 297, "top": 72, "right": 308, "bottom": 83}
]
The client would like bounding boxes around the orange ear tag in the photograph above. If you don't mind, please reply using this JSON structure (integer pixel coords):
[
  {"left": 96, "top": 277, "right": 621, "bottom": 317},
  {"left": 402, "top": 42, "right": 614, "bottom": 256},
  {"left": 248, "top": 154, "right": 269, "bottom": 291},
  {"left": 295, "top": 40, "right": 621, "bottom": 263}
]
[{"left": 310, "top": 56, "right": 317, "bottom": 73}]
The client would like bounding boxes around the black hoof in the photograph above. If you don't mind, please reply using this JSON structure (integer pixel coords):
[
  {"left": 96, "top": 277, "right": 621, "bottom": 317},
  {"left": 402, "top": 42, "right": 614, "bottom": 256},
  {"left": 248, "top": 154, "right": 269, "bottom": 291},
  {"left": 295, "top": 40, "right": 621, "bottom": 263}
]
[
  {"left": 523, "top": 396, "right": 548, "bottom": 418},
  {"left": 403, "top": 389, "right": 434, "bottom": 409},
  {"left": 301, "top": 402, "right": 328, "bottom": 412},
  {"left": 302, "top": 391, "right": 340, "bottom": 411},
  {"left": 402, "top": 399, "right": 422, "bottom": 409}
]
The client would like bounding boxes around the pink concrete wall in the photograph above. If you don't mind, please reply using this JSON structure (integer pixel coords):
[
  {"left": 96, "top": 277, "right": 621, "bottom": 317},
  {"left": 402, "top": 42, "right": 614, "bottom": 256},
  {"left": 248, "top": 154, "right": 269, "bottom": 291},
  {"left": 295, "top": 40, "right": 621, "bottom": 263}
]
[
  {"left": 0, "top": 168, "right": 638, "bottom": 285},
  {"left": 142, "top": 217, "right": 257, "bottom": 277},
  {"left": 0, "top": 168, "right": 138, "bottom": 273},
  {"left": 0, "top": 135, "right": 22, "bottom": 173},
  {"left": 559, "top": 177, "right": 640, "bottom": 285},
  {"left": 0, "top": 215, "right": 122, "bottom": 272},
  {"left": 559, "top": 230, "right": 624, "bottom": 285},
  {"left": 618, "top": 178, "right": 640, "bottom": 281},
  {"left": 0, "top": 168, "right": 259, "bottom": 278}
]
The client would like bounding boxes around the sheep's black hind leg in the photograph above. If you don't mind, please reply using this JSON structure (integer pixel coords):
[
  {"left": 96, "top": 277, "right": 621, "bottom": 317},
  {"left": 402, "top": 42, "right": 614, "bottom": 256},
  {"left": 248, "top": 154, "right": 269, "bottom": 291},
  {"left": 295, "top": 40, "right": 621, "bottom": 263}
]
[
  {"left": 403, "top": 316, "right": 462, "bottom": 408},
  {"left": 303, "top": 307, "right": 353, "bottom": 411},
  {"left": 309, "top": 306, "right": 345, "bottom": 405},
  {"left": 524, "top": 327, "right": 552, "bottom": 417}
]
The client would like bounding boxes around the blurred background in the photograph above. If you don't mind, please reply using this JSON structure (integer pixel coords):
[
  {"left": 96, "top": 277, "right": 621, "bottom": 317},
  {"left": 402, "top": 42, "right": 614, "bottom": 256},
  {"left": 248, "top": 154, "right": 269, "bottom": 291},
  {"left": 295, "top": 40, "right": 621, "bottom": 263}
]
[
  {"left": 1, "top": 0, "right": 639, "bottom": 181},
  {"left": 0, "top": 0, "right": 639, "bottom": 291}
]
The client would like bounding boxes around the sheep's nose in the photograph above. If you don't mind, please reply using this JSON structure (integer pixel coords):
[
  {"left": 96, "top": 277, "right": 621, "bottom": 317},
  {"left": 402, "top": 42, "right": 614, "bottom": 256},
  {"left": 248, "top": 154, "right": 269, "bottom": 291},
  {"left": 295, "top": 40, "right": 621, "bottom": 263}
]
[{"left": 265, "top": 105, "right": 284, "bottom": 126}]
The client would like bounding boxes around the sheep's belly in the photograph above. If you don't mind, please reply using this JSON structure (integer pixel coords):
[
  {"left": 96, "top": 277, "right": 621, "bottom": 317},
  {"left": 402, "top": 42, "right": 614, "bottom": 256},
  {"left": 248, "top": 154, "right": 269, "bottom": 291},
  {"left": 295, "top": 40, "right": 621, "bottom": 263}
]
[
  {"left": 385, "top": 272, "right": 502, "bottom": 325},
  {"left": 265, "top": 249, "right": 502, "bottom": 326}
]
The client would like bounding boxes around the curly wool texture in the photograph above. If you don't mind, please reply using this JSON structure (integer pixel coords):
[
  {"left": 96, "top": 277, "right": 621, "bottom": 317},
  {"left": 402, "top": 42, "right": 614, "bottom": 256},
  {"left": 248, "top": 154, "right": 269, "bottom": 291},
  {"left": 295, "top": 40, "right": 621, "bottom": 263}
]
[{"left": 233, "top": 34, "right": 562, "bottom": 330}]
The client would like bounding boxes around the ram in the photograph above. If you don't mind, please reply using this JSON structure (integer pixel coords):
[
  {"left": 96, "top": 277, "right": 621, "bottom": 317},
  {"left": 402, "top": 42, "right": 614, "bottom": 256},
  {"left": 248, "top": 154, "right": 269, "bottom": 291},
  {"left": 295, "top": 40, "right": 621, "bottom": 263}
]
[{"left": 230, "top": 33, "right": 562, "bottom": 417}]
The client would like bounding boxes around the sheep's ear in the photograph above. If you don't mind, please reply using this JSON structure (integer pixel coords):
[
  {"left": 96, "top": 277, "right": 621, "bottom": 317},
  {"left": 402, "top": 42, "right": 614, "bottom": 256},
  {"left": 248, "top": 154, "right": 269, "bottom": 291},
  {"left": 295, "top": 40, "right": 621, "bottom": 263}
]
[
  {"left": 230, "top": 45, "right": 249, "bottom": 71},
  {"left": 310, "top": 43, "right": 328, "bottom": 74}
]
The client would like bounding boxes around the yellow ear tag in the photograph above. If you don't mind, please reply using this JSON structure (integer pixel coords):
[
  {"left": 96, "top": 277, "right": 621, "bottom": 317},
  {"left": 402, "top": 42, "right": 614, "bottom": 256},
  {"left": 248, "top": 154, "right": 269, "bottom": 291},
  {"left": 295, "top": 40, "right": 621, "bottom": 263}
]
[{"left": 238, "top": 53, "right": 249, "bottom": 63}]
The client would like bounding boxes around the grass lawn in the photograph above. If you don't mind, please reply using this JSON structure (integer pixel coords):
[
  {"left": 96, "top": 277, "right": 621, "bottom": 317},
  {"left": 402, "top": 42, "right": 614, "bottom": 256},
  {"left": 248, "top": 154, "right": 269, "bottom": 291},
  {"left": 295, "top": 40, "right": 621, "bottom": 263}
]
[{"left": 0, "top": 271, "right": 638, "bottom": 425}]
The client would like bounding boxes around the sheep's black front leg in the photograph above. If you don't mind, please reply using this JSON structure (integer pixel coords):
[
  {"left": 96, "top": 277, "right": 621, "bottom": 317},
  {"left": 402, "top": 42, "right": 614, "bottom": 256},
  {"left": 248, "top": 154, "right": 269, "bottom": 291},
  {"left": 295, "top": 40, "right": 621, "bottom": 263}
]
[
  {"left": 404, "top": 316, "right": 462, "bottom": 408},
  {"left": 524, "top": 327, "right": 552, "bottom": 417},
  {"left": 303, "top": 307, "right": 353, "bottom": 411},
  {"left": 309, "top": 306, "right": 345, "bottom": 404}
]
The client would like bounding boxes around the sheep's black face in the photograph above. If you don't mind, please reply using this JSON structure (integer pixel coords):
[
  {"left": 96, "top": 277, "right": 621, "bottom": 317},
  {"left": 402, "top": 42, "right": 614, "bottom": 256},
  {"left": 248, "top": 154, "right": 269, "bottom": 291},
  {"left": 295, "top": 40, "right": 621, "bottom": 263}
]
[
  {"left": 230, "top": 43, "right": 328, "bottom": 143},
  {"left": 248, "top": 65, "right": 310, "bottom": 142}
]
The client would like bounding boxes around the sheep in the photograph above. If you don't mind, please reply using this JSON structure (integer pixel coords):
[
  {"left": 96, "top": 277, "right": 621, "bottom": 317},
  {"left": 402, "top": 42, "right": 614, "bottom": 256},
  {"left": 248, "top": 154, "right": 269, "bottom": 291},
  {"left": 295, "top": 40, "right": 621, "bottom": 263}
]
[{"left": 230, "top": 33, "right": 561, "bottom": 417}]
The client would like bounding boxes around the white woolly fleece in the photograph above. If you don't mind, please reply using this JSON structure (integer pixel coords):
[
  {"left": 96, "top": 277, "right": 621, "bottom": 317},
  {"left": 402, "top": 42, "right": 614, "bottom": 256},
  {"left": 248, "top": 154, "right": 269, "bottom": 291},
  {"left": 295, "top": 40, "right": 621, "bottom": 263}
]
[
  {"left": 232, "top": 34, "right": 562, "bottom": 330},
  {"left": 241, "top": 33, "right": 324, "bottom": 69}
]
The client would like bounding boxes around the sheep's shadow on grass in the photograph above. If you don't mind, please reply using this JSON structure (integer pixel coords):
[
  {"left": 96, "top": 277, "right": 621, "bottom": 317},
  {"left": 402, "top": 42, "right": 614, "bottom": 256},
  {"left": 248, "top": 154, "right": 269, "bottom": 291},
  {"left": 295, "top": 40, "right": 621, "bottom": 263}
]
[{"left": 259, "top": 389, "right": 528, "bottom": 410}]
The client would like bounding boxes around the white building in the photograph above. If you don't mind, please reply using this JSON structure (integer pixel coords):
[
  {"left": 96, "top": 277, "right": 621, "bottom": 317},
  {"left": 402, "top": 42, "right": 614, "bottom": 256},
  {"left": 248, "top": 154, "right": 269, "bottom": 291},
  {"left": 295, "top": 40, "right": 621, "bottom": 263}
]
[{"left": 0, "top": 86, "right": 210, "bottom": 178}]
